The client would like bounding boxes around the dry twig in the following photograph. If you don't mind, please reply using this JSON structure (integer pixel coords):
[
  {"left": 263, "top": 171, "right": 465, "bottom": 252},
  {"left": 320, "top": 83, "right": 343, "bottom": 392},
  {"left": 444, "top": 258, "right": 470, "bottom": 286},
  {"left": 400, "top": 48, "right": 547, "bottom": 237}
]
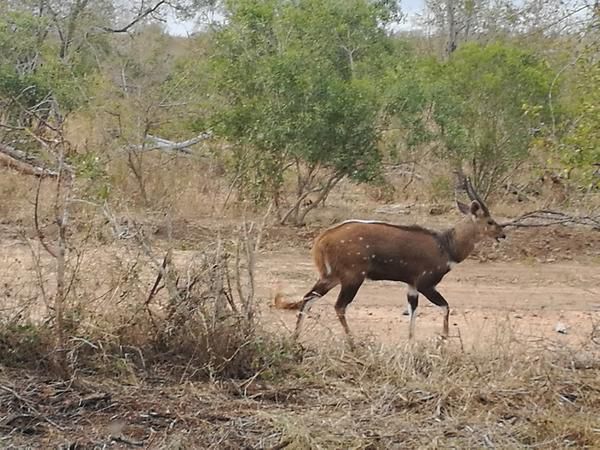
[{"left": 500, "top": 209, "right": 600, "bottom": 229}]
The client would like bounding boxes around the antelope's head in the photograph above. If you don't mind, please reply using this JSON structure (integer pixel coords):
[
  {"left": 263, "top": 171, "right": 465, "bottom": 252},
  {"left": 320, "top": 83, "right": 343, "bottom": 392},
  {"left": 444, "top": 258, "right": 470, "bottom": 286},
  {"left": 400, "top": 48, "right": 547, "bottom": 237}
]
[{"left": 456, "top": 174, "right": 506, "bottom": 242}]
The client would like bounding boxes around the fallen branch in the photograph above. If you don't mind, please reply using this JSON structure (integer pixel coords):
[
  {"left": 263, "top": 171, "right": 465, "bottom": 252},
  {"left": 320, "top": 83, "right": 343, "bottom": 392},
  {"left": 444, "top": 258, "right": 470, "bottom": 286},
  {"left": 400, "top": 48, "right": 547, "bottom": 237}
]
[
  {"left": 62, "top": 393, "right": 111, "bottom": 411},
  {"left": 501, "top": 209, "right": 600, "bottom": 229},
  {"left": 110, "top": 435, "right": 145, "bottom": 447},
  {"left": 0, "top": 384, "right": 64, "bottom": 431},
  {"left": 128, "top": 132, "right": 212, "bottom": 154},
  {"left": 0, "top": 142, "right": 58, "bottom": 177}
]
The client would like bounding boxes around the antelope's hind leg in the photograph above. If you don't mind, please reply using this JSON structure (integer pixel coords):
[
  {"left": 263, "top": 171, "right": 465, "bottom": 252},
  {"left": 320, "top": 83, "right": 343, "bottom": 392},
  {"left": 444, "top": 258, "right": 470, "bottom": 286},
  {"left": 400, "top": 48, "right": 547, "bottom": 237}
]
[
  {"left": 293, "top": 278, "right": 338, "bottom": 339},
  {"left": 419, "top": 287, "right": 450, "bottom": 338},
  {"left": 334, "top": 280, "right": 364, "bottom": 344}
]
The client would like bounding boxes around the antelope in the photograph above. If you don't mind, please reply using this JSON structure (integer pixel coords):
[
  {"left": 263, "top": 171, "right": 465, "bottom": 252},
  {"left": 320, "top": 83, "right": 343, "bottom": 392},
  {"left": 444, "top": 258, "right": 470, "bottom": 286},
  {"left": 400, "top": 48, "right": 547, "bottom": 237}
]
[{"left": 275, "top": 176, "right": 506, "bottom": 341}]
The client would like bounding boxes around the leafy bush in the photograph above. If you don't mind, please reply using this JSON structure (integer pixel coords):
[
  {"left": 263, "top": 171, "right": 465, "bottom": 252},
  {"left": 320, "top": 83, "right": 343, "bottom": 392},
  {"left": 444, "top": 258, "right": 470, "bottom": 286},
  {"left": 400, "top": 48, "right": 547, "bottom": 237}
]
[
  {"left": 212, "top": 0, "right": 399, "bottom": 223},
  {"left": 424, "top": 42, "right": 553, "bottom": 197}
]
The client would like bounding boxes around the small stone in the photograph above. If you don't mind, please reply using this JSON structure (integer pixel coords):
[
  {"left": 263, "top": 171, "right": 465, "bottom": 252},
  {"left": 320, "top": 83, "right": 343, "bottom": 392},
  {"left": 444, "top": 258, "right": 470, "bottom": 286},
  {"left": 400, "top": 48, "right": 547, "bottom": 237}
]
[{"left": 555, "top": 322, "right": 568, "bottom": 334}]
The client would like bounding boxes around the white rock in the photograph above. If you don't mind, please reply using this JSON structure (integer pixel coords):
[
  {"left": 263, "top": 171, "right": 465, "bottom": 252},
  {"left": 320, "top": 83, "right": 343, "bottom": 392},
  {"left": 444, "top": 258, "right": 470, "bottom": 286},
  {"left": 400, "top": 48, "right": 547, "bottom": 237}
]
[{"left": 555, "top": 322, "right": 568, "bottom": 334}]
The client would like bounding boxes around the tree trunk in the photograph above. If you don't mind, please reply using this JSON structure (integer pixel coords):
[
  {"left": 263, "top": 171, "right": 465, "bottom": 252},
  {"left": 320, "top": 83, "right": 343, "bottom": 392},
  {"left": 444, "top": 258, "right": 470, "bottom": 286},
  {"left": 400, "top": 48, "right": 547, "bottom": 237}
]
[
  {"left": 295, "top": 173, "right": 344, "bottom": 225},
  {"left": 446, "top": 0, "right": 458, "bottom": 56}
]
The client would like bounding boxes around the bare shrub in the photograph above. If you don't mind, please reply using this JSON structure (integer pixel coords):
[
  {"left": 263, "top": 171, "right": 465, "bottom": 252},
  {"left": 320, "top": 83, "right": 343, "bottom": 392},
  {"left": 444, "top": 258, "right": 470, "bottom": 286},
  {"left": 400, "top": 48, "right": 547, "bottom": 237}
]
[{"left": 0, "top": 198, "right": 294, "bottom": 381}]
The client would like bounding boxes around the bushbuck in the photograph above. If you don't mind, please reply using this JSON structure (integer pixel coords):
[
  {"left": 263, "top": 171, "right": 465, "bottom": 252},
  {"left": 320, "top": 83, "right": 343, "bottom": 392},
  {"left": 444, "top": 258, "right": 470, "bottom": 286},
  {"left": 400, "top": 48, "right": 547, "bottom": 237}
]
[{"left": 275, "top": 177, "right": 506, "bottom": 341}]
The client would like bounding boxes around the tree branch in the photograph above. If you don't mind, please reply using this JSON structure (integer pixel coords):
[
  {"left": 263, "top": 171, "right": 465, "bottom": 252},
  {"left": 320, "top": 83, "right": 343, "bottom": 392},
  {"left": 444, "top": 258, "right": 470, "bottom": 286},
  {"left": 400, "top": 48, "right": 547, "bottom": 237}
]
[
  {"left": 101, "top": 1, "right": 169, "bottom": 33},
  {"left": 34, "top": 178, "right": 58, "bottom": 258},
  {"left": 501, "top": 210, "right": 600, "bottom": 229}
]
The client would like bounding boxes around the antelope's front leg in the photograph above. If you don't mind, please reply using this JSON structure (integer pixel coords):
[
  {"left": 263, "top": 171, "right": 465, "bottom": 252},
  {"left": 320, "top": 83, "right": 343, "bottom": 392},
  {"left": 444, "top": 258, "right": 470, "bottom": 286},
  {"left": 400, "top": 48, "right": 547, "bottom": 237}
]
[{"left": 407, "top": 286, "right": 419, "bottom": 340}]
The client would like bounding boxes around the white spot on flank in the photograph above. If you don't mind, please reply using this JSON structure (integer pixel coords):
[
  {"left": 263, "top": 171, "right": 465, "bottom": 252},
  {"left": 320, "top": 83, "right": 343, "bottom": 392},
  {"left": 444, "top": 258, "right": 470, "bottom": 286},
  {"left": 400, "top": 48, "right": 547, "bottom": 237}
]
[
  {"left": 359, "top": 237, "right": 364, "bottom": 241},
  {"left": 340, "top": 239, "right": 345, "bottom": 244},
  {"left": 361, "top": 271, "right": 366, "bottom": 275},
  {"left": 356, "top": 252, "right": 361, "bottom": 256},
  {"left": 371, "top": 254, "right": 376, "bottom": 259},
  {"left": 365, "top": 244, "right": 370, "bottom": 248}
]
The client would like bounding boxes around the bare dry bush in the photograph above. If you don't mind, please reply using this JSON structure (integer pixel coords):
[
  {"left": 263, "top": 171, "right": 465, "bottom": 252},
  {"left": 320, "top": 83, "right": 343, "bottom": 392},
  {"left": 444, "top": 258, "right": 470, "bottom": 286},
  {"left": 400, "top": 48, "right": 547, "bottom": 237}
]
[
  {"left": 0, "top": 201, "right": 296, "bottom": 382},
  {"left": 106, "top": 151, "right": 228, "bottom": 218}
]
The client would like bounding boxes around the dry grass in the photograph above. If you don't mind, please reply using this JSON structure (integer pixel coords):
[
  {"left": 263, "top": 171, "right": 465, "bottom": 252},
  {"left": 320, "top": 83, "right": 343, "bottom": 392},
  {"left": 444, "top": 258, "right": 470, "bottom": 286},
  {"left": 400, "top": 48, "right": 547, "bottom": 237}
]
[{"left": 1, "top": 335, "right": 599, "bottom": 449}]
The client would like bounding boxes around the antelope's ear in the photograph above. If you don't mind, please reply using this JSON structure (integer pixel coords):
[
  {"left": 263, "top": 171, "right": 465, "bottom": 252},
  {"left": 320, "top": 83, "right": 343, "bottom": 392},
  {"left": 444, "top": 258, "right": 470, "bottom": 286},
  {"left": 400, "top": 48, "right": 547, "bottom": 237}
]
[
  {"left": 470, "top": 200, "right": 484, "bottom": 217},
  {"left": 456, "top": 201, "right": 470, "bottom": 215}
]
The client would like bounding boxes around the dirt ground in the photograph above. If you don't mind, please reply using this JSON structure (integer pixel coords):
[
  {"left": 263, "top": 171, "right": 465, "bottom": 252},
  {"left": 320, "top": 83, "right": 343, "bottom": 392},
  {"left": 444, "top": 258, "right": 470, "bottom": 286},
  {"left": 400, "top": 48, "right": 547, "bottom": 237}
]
[
  {"left": 259, "top": 248, "right": 600, "bottom": 349},
  {"left": 1, "top": 223, "right": 599, "bottom": 350}
]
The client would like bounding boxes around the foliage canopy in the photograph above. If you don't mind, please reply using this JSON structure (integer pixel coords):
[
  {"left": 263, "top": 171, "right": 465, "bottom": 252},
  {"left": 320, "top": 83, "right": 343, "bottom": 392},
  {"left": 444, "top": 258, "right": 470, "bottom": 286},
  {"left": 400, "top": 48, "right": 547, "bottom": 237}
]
[
  {"left": 212, "top": 0, "right": 401, "bottom": 218},
  {"left": 424, "top": 42, "right": 553, "bottom": 195}
]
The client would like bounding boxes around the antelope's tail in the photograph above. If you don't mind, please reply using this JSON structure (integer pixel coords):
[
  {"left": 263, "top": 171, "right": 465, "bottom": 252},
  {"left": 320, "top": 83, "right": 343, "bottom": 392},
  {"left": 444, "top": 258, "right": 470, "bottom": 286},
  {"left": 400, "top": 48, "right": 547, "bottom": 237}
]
[
  {"left": 273, "top": 292, "right": 304, "bottom": 310},
  {"left": 272, "top": 234, "right": 326, "bottom": 311}
]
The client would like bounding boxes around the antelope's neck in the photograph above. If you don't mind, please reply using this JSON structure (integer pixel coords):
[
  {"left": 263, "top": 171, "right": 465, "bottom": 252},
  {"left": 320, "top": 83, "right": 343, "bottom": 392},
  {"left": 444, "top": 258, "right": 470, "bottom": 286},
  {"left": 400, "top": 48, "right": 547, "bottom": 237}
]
[{"left": 443, "top": 220, "right": 480, "bottom": 263}]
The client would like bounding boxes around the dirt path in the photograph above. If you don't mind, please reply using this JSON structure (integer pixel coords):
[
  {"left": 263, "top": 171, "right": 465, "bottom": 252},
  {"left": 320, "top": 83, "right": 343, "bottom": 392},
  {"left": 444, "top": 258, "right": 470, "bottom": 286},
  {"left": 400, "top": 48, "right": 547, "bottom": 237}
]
[
  {"left": 257, "top": 249, "right": 600, "bottom": 349},
  {"left": 1, "top": 232, "right": 599, "bottom": 350}
]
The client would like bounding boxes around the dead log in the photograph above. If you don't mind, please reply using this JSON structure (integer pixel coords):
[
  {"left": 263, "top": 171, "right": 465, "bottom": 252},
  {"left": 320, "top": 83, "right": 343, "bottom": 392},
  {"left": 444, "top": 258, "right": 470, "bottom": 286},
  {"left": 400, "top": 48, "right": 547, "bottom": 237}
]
[
  {"left": 128, "top": 132, "right": 212, "bottom": 154},
  {"left": 0, "top": 142, "right": 58, "bottom": 177}
]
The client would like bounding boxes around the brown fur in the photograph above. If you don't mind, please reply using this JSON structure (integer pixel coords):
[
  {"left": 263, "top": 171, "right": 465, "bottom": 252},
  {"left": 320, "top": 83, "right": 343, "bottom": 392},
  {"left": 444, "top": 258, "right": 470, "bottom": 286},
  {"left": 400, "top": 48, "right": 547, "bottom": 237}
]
[{"left": 276, "top": 200, "right": 506, "bottom": 341}]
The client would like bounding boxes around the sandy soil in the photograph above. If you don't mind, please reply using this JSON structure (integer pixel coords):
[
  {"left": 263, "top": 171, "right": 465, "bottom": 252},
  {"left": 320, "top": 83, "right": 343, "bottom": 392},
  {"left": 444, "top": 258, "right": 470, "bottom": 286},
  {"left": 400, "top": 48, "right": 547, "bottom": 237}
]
[
  {"left": 258, "top": 249, "right": 600, "bottom": 349},
  {"left": 1, "top": 223, "right": 599, "bottom": 351}
]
